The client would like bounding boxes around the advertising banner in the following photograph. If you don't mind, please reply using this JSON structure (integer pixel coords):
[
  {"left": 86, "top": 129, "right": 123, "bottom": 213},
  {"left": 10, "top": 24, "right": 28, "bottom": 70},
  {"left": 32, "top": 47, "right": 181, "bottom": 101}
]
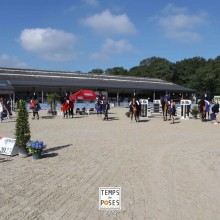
[{"left": 0, "top": 136, "right": 18, "bottom": 156}]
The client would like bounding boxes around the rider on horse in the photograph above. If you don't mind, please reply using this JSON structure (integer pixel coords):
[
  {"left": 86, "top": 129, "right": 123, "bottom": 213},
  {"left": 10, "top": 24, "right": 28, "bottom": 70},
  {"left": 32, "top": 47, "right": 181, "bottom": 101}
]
[{"left": 129, "top": 97, "right": 140, "bottom": 122}]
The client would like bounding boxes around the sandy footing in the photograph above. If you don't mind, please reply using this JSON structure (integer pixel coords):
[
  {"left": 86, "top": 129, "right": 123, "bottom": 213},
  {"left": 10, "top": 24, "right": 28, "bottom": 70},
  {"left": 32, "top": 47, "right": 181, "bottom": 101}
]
[{"left": 0, "top": 108, "right": 220, "bottom": 220}]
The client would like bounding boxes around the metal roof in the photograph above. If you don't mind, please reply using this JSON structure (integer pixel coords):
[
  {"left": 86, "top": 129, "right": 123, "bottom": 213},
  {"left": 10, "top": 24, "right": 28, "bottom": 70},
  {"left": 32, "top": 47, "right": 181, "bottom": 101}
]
[
  {"left": 0, "top": 80, "right": 14, "bottom": 94},
  {"left": 0, "top": 67, "right": 195, "bottom": 92}
]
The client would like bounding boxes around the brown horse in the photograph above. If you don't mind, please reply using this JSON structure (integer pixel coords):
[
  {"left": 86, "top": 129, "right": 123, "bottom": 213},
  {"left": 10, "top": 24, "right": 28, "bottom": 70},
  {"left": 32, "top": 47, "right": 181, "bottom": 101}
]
[
  {"left": 130, "top": 102, "right": 138, "bottom": 122},
  {"left": 198, "top": 99, "right": 206, "bottom": 121},
  {"left": 161, "top": 99, "right": 169, "bottom": 121},
  {"left": 131, "top": 105, "right": 137, "bottom": 122}
]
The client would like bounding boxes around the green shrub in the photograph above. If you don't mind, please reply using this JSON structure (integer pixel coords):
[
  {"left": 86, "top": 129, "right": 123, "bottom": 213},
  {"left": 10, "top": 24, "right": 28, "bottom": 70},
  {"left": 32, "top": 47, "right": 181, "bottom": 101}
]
[{"left": 15, "top": 100, "right": 31, "bottom": 148}]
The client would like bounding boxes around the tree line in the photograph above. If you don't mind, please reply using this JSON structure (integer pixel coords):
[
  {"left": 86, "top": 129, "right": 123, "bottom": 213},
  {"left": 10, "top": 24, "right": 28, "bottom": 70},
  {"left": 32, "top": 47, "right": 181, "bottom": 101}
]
[{"left": 88, "top": 56, "right": 220, "bottom": 98}]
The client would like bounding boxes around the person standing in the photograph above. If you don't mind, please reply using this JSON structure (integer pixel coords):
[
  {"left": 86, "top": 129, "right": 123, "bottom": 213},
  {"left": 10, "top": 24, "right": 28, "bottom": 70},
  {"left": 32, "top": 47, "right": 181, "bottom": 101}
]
[
  {"left": 61, "top": 99, "right": 69, "bottom": 119},
  {"left": 32, "top": 100, "right": 41, "bottom": 119},
  {"left": 30, "top": 97, "right": 35, "bottom": 118},
  {"left": 210, "top": 101, "right": 220, "bottom": 124},
  {"left": 96, "top": 101, "right": 102, "bottom": 119},
  {"left": 205, "top": 100, "right": 210, "bottom": 120},
  {"left": 103, "top": 100, "right": 110, "bottom": 121}
]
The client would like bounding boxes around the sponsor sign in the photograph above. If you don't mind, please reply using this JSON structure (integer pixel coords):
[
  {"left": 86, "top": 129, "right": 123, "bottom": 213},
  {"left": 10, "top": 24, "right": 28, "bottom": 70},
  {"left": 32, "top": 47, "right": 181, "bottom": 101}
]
[
  {"left": 99, "top": 187, "right": 121, "bottom": 210},
  {"left": 84, "top": 93, "right": 93, "bottom": 96},
  {"left": 0, "top": 136, "right": 18, "bottom": 156}
]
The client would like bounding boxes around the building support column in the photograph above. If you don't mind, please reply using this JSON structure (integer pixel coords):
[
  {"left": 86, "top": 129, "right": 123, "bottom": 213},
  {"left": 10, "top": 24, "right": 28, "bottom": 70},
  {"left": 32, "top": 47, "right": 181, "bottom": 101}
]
[
  {"left": 41, "top": 90, "right": 44, "bottom": 103},
  {"left": 12, "top": 91, "right": 15, "bottom": 111},
  {"left": 117, "top": 91, "right": 119, "bottom": 106}
]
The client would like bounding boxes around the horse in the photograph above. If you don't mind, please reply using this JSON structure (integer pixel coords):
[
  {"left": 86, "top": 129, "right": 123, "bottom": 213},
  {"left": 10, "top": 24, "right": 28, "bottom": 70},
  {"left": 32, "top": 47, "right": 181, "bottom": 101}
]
[
  {"left": 198, "top": 99, "right": 206, "bottom": 121},
  {"left": 129, "top": 99, "right": 140, "bottom": 122},
  {"left": 68, "top": 100, "right": 74, "bottom": 118},
  {"left": 131, "top": 104, "right": 138, "bottom": 122},
  {"left": 161, "top": 99, "right": 169, "bottom": 121}
]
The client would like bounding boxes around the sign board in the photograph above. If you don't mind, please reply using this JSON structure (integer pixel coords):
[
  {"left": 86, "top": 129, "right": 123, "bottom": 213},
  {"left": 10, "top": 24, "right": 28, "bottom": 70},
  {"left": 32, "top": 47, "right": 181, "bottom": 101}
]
[
  {"left": 0, "top": 136, "right": 18, "bottom": 156},
  {"left": 99, "top": 187, "right": 121, "bottom": 210},
  {"left": 153, "top": 99, "right": 161, "bottom": 105},
  {"left": 139, "top": 99, "right": 148, "bottom": 119},
  {"left": 180, "top": 100, "right": 191, "bottom": 119},
  {"left": 153, "top": 99, "right": 161, "bottom": 113},
  {"left": 180, "top": 100, "right": 192, "bottom": 105}
]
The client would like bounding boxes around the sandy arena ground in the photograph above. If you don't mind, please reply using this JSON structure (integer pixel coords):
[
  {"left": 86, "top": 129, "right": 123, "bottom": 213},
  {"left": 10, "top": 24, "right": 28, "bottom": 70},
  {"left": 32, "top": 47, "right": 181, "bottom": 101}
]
[{"left": 0, "top": 108, "right": 220, "bottom": 220}]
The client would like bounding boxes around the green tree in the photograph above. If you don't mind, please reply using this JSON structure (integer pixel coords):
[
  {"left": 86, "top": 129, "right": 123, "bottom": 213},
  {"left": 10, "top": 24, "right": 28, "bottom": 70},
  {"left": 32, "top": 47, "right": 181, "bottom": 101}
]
[
  {"left": 15, "top": 100, "right": 31, "bottom": 155},
  {"left": 139, "top": 56, "right": 174, "bottom": 81},
  {"left": 46, "top": 93, "right": 60, "bottom": 115},
  {"left": 173, "top": 56, "right": 206, "bottom": 87},
  {"left": 88, "top": 69, "right": 104, "bottom": 74},
  {"left": 129, "top": 66, "right": 149, "bottom": 77},
  {"left": 105, "top": 67, "right": 128, "bottom": 76},
  {"left": 85, "top": 55, "right": 220, "bottom": 97}
]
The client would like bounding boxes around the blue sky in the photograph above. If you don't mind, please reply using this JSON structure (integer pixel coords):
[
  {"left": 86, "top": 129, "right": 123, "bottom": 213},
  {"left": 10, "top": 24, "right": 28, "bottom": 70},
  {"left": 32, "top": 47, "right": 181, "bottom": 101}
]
[{"left": 0, "top": 0, "right": 220, "bottom": 72}]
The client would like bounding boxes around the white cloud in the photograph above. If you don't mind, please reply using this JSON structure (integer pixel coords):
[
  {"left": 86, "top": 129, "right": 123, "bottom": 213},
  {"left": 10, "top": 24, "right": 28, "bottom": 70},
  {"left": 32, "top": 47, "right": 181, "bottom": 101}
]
[
  {"left": 165, "top": 30, "right": 200, "bottom": 42},
  {"left": 155, "top": 4, "right": 207, "bottom": 42},
  {"left": 162, "top": 3, "right": 188, "bottom": 14},
  {"left": 102, "top": 38, "right": 134, "bottom": 54},
  {"left": 19, "top": 28, "right": 77, "bottom": 61},
  {"left": 89, "top": 38, "right": 136, "bottom": 61},
  {"left": 82, "top": 0, "right": 99, "bottom": 7},
  {"left": 89, "top": 52, "right": 109, "bottom": 61},
  {"left": 81, "top": 10, "right": 136, "bottom": 35},
  {"left": 0, "top": 54, "right": 28, "bottom": 68}
]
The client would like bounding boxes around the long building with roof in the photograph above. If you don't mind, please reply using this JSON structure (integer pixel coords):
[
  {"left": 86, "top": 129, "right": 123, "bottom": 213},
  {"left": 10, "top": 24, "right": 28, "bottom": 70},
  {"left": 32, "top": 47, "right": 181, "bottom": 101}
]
[{"left": 0, "top": 67, "right": 195, "bottom": 105}]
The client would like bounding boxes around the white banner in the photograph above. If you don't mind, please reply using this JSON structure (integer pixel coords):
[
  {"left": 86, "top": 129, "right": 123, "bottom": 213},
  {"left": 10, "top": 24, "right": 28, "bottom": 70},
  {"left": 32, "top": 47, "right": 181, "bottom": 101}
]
[
  {"left": 99, "top": 187, "right": 121, "bottom": 210},
  {"left": 0, "top": 136, "right": 18, "bottom": 156}
]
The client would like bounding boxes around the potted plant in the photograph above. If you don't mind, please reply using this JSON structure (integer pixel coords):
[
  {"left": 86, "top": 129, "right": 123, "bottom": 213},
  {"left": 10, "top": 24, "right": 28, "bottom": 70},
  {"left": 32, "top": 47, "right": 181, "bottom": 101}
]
[
  {"left": 46, "top": 93, "right": 60, "bottom": 115},
  {"left": 15, "top": 100, "right": 31, "bottom": 157},
  {"left": 190, "top": 106, "right": 199, "bottom": 119},
  {"left": 27, "top": 140, "right": 46, "bottom": 160}
]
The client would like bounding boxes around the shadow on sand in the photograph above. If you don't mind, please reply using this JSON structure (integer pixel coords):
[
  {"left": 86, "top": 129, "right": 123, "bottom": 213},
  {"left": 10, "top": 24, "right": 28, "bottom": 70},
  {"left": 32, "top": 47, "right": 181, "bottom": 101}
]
[
  {"left": 0, "top": 158, "right": 12, "bottom": 163},
  {"left": 41, "top": 116, "right": 56, "bottom": 119},
  {"left": 41, "top": 152, "right": 58, "bottom": 158},
  {"left": 136, "top": 119, "right": 151, "bottom": 123},
  {"left": 104, "top": 117, "right": 120, "bottom": 121},
  {"left": 44, "top": 144, "right": 72, "bottom": 153}
]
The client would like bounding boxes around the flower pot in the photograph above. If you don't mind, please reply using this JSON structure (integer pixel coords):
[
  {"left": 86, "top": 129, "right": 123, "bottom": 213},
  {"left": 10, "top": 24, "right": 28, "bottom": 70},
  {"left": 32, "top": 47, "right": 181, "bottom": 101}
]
[
  {"left": 32, "top": 151, "right": 41, "bottom": 160},
  {"left": 18, "top": 146, "right": 29, "bottom": 158}
]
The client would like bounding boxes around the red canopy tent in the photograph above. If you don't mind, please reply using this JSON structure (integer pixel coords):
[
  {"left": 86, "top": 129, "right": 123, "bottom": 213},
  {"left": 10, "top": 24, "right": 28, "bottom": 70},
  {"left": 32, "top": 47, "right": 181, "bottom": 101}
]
[{"left": 69, "top": 89, "right": 97, "bottom": 101}]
